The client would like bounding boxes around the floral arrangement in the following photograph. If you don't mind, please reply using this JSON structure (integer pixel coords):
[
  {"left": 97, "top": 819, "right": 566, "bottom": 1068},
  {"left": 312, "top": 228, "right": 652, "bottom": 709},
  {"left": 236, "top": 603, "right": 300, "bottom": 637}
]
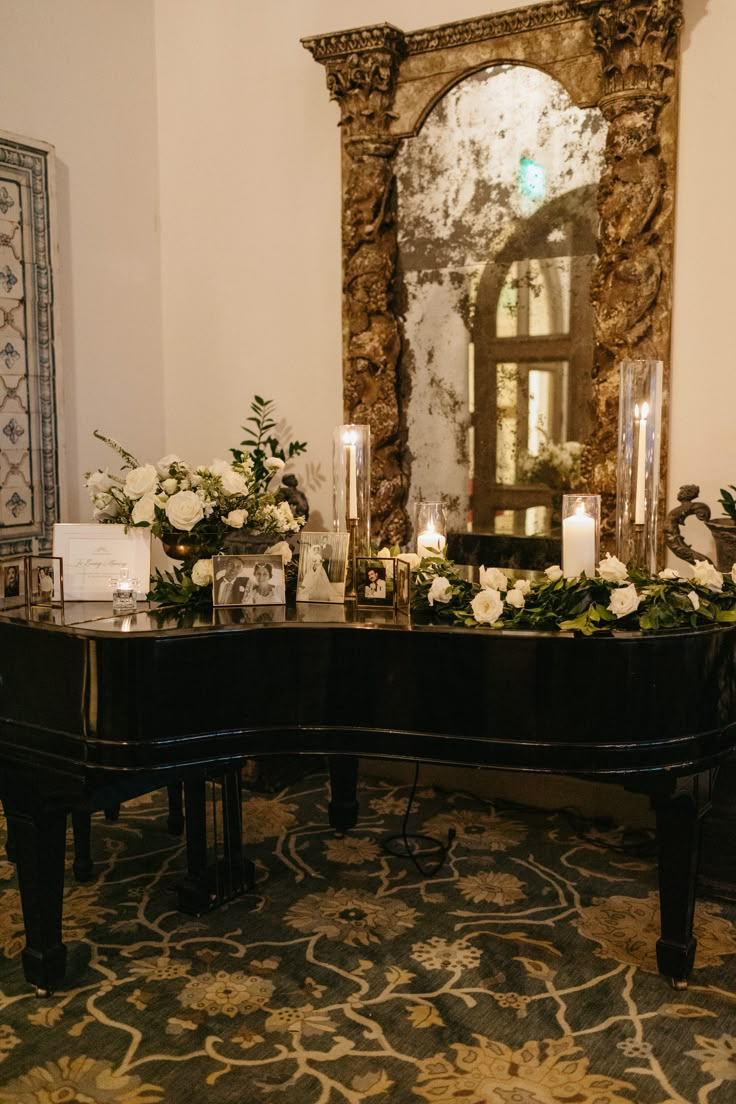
[
  {"left": 516, "top": 439, "right": 584, "bottom": 492},
  {"left": 411, "top": 552, "right": 736, "bottom": 635},
  {"left": 85, "top": 396, "right": 307, "bottom": 606}
]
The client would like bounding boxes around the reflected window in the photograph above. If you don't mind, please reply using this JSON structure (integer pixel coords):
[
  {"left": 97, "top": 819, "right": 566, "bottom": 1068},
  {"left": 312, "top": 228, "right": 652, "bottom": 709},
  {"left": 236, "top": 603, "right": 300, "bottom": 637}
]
[{"left": 471, "top": 197, "right": 596, "bottom": 534}]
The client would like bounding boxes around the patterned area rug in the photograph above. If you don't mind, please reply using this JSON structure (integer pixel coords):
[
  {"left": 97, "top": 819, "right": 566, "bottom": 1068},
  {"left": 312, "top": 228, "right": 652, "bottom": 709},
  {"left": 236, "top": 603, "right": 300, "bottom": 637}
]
[{"left": 0, "top": 773, "right": 736, "bottom": 1103}]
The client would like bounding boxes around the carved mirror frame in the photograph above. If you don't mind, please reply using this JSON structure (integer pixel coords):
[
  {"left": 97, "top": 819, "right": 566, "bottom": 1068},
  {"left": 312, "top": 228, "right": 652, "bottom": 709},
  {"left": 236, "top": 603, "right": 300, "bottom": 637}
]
[{"left": 304, "top": 0, "right": 682, "bottom": 548}]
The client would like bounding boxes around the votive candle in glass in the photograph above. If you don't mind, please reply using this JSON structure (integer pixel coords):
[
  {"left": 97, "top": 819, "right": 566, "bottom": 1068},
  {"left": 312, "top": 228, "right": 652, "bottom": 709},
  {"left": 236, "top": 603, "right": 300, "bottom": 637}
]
[
  {"left": 415, "top": 501, "right": 448, "bottom": 559},
  {"left": 562, "top": 494, "right": 600, "bottom": 578}
]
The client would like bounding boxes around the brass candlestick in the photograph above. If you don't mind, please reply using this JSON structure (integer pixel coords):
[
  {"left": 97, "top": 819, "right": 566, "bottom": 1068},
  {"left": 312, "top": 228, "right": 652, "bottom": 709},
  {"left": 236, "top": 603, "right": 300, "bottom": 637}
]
[{"left": 345, "top": 517, "right": 358, "bottom": 601}]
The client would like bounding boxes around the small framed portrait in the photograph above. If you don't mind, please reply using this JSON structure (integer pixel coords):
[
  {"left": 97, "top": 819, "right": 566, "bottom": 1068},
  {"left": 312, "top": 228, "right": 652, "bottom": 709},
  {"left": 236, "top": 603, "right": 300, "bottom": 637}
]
[
  {"left": 356, "top": 556, "right": 396, "bottom": 609},
  {"left": 0, "top": 557, "right": 26, "bottom": 609},
  {"left": 212, "top": 553, "right": 286, "bottom": 608},
  {"left": 296, "top": 531, "right": 350, "bottom": 604},
  {"left": 396, "top": 557, "right": 411, "bottom": 616},
  {"left": 25, "top": 555, "right": 63, "bottom": 608}
]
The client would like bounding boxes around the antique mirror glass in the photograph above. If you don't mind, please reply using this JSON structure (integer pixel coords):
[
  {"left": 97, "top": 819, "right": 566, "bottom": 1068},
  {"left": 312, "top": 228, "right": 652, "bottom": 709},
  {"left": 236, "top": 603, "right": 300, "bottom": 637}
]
[
  {"left": 395, "top": 63, "right": 606, "bottom": 536},
  {"left": 304, "top": 1, "right": 681, "bottom": 550}
]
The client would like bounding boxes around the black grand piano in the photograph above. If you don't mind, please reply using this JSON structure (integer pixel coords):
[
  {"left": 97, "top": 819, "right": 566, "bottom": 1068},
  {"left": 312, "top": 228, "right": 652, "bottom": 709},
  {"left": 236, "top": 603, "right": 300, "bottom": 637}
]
[{"left": 1, "top": 599, "right": 735, "bottom": 993}]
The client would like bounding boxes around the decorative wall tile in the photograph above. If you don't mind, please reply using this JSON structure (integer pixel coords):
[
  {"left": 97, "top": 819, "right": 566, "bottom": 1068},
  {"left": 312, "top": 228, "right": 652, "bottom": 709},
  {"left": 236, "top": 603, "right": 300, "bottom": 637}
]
[{"left": 0, "top": 132, "right": 59, "bottom": 555}]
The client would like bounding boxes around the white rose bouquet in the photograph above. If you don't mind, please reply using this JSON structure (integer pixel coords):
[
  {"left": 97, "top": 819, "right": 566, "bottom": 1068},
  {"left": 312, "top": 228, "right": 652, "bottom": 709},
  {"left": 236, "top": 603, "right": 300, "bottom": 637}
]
[{"left": 84, "top": 396, "right": 307, "bottom": 606}]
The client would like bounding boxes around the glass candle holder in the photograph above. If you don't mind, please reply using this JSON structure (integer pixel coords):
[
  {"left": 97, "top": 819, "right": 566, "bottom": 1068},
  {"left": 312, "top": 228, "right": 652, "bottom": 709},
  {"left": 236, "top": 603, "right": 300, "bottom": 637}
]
[
  {"left": 111, "top": 568, "right": 139, "bottom": 615},
  {"left": 415, "top": 501, "right": 448, "bottom": 559},
  {"left": 615, "top": 359, "right": 663, "bottom": 573},
  {"left": 562, "top": 494, "right": 600, "bottom": 578},
  {"left": 333, "top": 424, "right": 371, "bottom": 556}
]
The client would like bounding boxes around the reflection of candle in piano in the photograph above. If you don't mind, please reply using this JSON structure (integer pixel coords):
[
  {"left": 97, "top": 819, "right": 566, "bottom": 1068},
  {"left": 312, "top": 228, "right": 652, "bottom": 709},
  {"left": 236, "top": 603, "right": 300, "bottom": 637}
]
[
  {"left": 634, "top": 401, "right": 649, "bottom": 525},
  {"left": 562, "top": 503, "right": 595, "bottom": 578},
  {"left": 343, "top": 429, "right": 358, "bottom": 519},
  {"left": 417, "top": 522, "right": 447, "bottom": 559}
]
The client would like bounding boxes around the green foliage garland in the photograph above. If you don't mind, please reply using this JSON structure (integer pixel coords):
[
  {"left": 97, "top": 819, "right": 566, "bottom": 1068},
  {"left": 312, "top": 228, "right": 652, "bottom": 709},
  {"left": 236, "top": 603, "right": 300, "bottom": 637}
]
[{"left": 410, "top": 557, "right": 736, "bottom": 635}]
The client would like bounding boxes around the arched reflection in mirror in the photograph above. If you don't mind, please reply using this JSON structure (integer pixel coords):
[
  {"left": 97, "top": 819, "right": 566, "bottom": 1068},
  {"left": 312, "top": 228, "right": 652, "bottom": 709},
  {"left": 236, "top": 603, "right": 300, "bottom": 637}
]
[{"left": 395, "top": 64, "right": 607, "bottom": 537}]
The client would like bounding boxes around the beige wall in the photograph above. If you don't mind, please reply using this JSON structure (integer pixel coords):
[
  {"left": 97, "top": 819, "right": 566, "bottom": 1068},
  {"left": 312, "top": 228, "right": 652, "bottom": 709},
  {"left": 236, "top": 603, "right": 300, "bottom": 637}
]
[
  {"left": 0, "top": 0, "right": 164, "bottom": 521},
  {"left": 0, "top": 0, "right": 732, "bottom": 543}
]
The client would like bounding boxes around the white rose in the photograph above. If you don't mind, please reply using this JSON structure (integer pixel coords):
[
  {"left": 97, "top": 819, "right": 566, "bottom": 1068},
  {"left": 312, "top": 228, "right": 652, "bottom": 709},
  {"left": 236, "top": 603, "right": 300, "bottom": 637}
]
[
  {"left": 264, "top": 540, "right": 292, "bottom": 564},
  {"left": 86, "top": 469, "right": 114, "bottom": 493},
  {"left": 505, "top": 587, "right": 525, "bottom": 609},
  {"left": 264, "top": 456, "right": 285, "bottom": 472},
  {"left": 162, "top": 478, "right": 178, "bottom": 495},
  {"left": 607, "top": 583, "right": 641, "bottom": 618},
  {"left": 92, "top": 493, "right": 119, "bottom": 519},
  {"left": 688, "top": 590, "right": 700, "bottom": 610},
  {"left": 221, "top": 469, "right": 248, "bottom": 496},
  {"left": 377, "top": 547, "right": 392, "bottom": 559},
  {"left": 658, "top": 568, "right": 680, "bottom": 580},
  {"left": 471, "top": 587, "right": 503, "bottom": 625},
  {"left": 545, "top": 565, "right": 563, "bottom": 581},
  {"left": 165, "top": 489, "right": 204, "bottom": 532},
  {"left": 479, "top": 565, "right": 509, "bottom": 592},
  {"left": 131, "top": 494, "right": 157, "bottom": 525},
  {"left": 156, "top": 453, "right": 184, "bottom": 476},
  {"left": 427, "top": 576, "right": 452, "bottom": 606},
  {"left": 123, "top": 464, "right": 159, "bottom": 500},
  {"left": 513, "top": 578, "right": 531, "bottom": 595},
  {"left": 191, "top": 558, "right": 213, "bottom": 586},
  {"left": 224, "top": 509, "right": 247, "bottom": 529},
  {"left": 692, "top": 559, "right": 723, "bottom": 592},
  {"left": 398, "top": 552, "right": 421, "bottom": 571},
  {"left": 598, "top": 553, "right": 629, "bottom": 583}
]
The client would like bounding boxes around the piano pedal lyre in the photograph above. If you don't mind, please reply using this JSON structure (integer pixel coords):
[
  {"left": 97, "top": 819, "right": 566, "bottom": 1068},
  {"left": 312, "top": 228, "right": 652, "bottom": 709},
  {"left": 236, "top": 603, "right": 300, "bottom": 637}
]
[{"left": 176, "top": 766, "right": 254, "bottom": 915}]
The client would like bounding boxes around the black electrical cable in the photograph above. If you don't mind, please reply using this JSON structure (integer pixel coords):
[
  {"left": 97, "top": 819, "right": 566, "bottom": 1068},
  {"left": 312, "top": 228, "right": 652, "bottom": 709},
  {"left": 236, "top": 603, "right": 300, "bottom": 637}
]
[
  {"left": 382, "top": 762, "right": 456, "bottom": 877},
  {"left": 382, "top": 766, "right": 656, "bottom": 877}
]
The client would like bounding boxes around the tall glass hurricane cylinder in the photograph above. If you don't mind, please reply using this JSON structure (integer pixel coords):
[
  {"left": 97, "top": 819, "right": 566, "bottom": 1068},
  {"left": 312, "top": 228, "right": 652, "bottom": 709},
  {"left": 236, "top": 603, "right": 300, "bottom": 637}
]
[
  {"left": 333, "top": 424, "right": 371, "bottom": 556},
  {"left": 615, "top": 359, "right": 663, "bottom": 573}
]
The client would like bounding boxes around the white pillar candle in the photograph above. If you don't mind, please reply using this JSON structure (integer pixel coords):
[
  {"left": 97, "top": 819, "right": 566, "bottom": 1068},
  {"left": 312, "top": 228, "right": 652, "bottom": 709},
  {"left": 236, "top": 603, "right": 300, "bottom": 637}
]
[
  {"left": 417, "top": 523, "right": 447, "bottom": 559},
  {"left": 634, "top": 401, "right": 649, "bottom": 526},
  {"left": 343, "top": 430, "right": 358, "bottom": 519},
  {"left": 562, "top": 505, "right": 595, "bottom": 578}
]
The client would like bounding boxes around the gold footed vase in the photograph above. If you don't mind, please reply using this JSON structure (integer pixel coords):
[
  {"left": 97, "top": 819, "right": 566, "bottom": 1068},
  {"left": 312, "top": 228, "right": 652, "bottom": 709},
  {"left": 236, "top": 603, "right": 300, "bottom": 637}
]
[
  {"left": 159, "top": 531, "right": 217, "bottom": 562},
  {"left": 159, "top": 530, "right": 276, "bottom": 562}
]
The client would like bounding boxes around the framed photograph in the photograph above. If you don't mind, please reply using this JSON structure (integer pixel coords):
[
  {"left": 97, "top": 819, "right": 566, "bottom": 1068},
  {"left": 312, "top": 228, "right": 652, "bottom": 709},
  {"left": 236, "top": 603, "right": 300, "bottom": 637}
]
[
  {"left": 0, "top": 556, "right": 26, "bottom": 610},
  {"left": 212, "top": 553, "right": 286, "bottom": 608},
  {"left": 296, "top": 531, "right": 350, "bottom": 604},
  {"left": 25, "top": 554, "right": 63, "bottom": 607},
  {"left": 396, "top": 557, "right": 411, "bottom": 616},
  {"left": 53, "top": 523, "right": 151, "bottom": 601},
  {"left": 356, "top": 556, "right": 396, "bottom": 609}
]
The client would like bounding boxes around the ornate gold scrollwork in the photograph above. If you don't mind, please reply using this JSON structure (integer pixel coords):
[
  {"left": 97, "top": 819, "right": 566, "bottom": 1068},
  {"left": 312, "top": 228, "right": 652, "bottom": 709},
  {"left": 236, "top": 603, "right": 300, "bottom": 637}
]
[{"left": 306, "top": 1, "right": 682, "bottom": 550}]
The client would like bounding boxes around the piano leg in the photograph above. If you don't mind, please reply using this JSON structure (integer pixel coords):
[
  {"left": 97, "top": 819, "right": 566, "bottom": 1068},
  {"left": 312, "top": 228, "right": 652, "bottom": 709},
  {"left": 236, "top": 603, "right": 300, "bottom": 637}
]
[
  {"left": 3, "top": 801, "right": 67, "bottom": 994},
  {"left": 327, "top": 755, "right": 359, "bottom": 834},
  {"left": 71, "top": 809, "right": 94, "bottom": 882},
  {"left": 652, "top": 770, "right": 713, "bottom": 988}
]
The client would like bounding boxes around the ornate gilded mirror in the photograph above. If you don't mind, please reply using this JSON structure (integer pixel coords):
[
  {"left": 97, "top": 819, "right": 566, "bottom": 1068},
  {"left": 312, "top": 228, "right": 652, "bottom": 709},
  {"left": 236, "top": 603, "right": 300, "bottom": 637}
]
[{"left": 304, "top": 0, "right": 682, "bottom": 548}]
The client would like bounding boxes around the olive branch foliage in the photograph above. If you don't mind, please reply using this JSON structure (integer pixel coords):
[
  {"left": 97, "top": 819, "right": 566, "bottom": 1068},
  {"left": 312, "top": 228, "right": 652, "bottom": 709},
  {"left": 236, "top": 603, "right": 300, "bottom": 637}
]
[{"left": 230, "top": 395, "right": 307, "bottom": 492}]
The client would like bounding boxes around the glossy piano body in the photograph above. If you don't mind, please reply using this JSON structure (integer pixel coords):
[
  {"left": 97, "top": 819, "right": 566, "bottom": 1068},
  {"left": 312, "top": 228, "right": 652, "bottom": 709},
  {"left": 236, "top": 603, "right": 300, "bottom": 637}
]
[{"left": 1, "top": 600, "right": 735, "bottom": 991}]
